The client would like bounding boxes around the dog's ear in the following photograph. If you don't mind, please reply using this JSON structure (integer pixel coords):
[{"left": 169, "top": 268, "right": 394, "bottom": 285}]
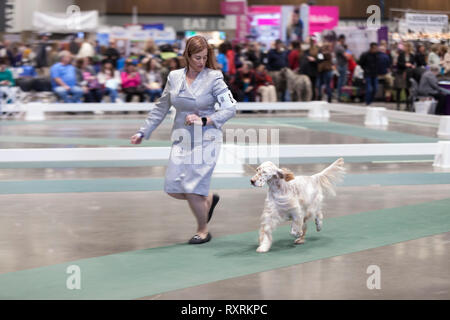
[
  {"left": 281, "top": 168, "right": 295, "bottom": 181},
  {"left": 276, "top": 169, "right": 284, "bottom": 179}
]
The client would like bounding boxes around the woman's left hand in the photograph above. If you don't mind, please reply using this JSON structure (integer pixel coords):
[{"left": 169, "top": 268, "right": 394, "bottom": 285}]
[{"left": 185, "top": 114, "right": 202, "bottom": 126}]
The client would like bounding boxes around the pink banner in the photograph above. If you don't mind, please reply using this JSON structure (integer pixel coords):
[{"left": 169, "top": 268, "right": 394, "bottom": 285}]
[
  {"left": 248, "top": 6, "right": 281, "bottom": 15},
  {"left": 257, "top": 18, "right": 279, "bottom": 26},
  {"left": 221, "top": 1, "right": 246, "bottom": 15},
  {"left": 309, "top": 6, "right": 339, "bottom": 35}
]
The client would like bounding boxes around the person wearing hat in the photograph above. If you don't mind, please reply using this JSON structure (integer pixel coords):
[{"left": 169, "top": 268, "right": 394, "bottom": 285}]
[{"left": 159, "top": 44, "right": 177, "bottom": 61}]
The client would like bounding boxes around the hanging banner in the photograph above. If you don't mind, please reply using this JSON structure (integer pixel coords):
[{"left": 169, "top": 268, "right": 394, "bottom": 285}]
[
  {"left": 405, "top": 13, "right": 448, "bottom": 33},
  {"left": 309, "top": 6, "right": 339, "bottom": 35},
  {"left": 281, "top": 5, "right": 306, "bottom": 43},
  {"left": 248, "top": 6, "right": 282, "bottom": 46},
  {"left": 142, "top": 23, "right": 164, "bottom": 31},
  {"left": 221, "top": 1, "right": 246, "bottom": 15},
  {"left": 32, "top": 10, "right": 98, "bottom": 32}
]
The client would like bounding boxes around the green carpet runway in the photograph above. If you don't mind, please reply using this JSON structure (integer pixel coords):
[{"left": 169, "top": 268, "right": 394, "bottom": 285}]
[
  {"left": 0, "top": 198, "right": 449, "bottom": 299},
  {"left": 0, "top": 172, "right": 449, "bottom": 194}
]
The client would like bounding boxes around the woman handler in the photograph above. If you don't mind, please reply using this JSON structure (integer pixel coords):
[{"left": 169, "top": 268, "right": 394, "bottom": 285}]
[{"left": 130, "top": 36, "right": 236, "bottom": 244}]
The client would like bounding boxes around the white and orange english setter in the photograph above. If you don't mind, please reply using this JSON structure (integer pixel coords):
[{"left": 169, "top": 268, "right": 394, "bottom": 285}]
[{"left": 250, "top": 158, "right": 345, "bottom": 253}]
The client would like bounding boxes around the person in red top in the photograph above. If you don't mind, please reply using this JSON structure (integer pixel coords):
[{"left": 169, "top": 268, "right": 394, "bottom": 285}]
[
  {"left": 288, "top": 40, "right": 301, "bottom": 72},
  {"left": 346, "top": 47, "right": 357, "bottom": 85},
  {"left": 121, "top": 61, "right": 145, "bottom": 102},
  {"left": 254, "top": 63, "right": 277, "bottom": 102},
  {"left": 224, "top": 41, "right": 236, "bottom": 76}
]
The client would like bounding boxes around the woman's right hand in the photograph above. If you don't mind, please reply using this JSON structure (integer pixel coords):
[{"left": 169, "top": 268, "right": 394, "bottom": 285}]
[{"left": 130, "top": 134, "right": 143, "bottom": 144}]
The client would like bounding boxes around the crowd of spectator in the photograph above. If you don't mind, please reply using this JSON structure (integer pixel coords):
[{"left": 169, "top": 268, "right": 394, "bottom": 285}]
[{"left": 1, "top": 33, "right": 450, "bottom": 114}]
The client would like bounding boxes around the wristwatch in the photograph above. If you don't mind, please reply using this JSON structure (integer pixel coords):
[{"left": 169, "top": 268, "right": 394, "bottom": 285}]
[
  {"left": 136, "top": 131, "right": 144, "bottom": 138},
  {"left": 201, "top": 117, "right": 207, "bottom": 127}
]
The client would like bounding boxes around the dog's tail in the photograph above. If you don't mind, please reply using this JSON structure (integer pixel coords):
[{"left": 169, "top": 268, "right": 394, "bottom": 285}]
[{"left": 313, "top": 158, "right": 345, "bottom": 196}]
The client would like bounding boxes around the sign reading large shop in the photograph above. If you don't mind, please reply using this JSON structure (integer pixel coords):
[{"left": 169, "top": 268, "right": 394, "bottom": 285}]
[{"left": 182, "top": 17, "right": 231, "bottom": 31}]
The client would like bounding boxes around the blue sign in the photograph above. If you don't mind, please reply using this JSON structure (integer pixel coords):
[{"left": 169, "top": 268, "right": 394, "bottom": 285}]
[{"left": 142, "top": 24, "right": 164, "bottom": 30}]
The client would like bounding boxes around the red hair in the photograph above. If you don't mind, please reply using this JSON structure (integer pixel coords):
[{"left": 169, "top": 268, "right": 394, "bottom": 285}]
[{"left": 183, "top": 36, "right": 218, "bottom": 71}]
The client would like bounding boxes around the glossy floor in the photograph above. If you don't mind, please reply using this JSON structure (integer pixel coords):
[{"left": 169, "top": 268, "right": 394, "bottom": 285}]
[{"left": 0, "top": 110, "right": 449, "bottom": 299}]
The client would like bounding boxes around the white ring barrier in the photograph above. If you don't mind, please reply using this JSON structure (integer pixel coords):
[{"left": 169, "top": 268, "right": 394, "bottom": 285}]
[
  {"left": 327, "top": 103, "right": 441, "bottom": 125},
  {"left": 0, "top": 143, "right": 447, "bottom": 168},
  {"left": 0, "top": 143, "right": 439, "bottom": 162},
  {"left": 236, "top": 101, "right": 323, "bottom": 111}
]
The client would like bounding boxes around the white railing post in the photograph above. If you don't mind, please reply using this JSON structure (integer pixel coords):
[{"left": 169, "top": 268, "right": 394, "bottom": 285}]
[
  {"left": 364, "top": 107, "right": 389, "bottom": 128},
  {"left": 437, "top": 116, "right": 450, "bottom": 140},
  {"left": 24, "top": 102, "right": 46, "bottom": 121},
  {"left": 433, "top": 141, "right": 450, "bottom": 168},
  {"left": 308, "top": 101, "right": 330, "bottom": 120}
]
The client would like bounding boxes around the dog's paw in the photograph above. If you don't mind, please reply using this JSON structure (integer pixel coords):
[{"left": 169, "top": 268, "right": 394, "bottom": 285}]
[
  {"left": 290, "top": 228, "right": 300, "bottom": 238},
  {"left": 315, "top": 219, "right": 322, "bottom": 232},
  {"left": 256, "top": 246, "right": 269, "bottom": 253},
  {"left": 294, "top": 238, "right": 305, "bottom": 245}
]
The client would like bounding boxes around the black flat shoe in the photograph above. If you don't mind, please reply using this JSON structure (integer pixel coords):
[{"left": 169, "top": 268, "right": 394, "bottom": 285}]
[
  {"left": 207, "top": 194, "right": 220, "bottom": 223},
  {"left": 188, "top": 233, "right": 212, "bottom": 244}
]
